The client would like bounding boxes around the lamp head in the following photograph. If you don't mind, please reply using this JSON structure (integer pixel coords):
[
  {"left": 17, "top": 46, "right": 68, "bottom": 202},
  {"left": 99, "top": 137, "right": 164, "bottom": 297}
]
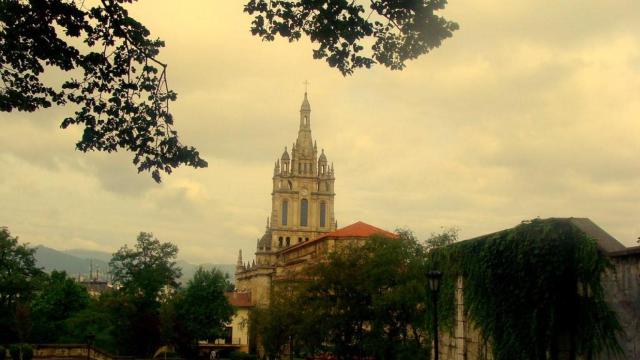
[{"left": 427, "top": 270, "right": 443, "bottom": 292}]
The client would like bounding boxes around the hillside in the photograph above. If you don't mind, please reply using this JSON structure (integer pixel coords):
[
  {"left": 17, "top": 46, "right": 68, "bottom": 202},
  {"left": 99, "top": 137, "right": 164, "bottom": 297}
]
[{"left": 34, "top": 246, "right": 235, "bottom": 283}]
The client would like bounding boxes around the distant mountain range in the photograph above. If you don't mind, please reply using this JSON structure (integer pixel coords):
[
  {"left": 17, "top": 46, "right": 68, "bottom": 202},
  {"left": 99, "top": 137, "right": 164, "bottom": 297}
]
[{"left": 34, "top": 245, "right": 236, "bottom": 284}]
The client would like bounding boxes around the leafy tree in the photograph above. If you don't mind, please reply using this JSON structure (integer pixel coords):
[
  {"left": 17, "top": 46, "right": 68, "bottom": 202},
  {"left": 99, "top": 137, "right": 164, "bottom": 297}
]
[
  {"left": 0, "top": 227, "right": 44, "bottom": 343},
  {"left": 425, "top": 226, "right": 458, "bottom": 250},
  {"left": 62, "top": 292, "right": 120, "bottom": 354},
  {"left": 30, "top": 270, "right": 91, "bottom": 343},
  {"left": 253, "top": 232, "right": 432, "bottom": 360},
  {"left": 177, "top": 267, "right": 234, "bottom": 342},
  {"left": 0, "top": 0, "right": 457, "bottom": 181},
  {"left": 109, "top": 231, "right": 181, "bottom": 304},
  {"left": 249, "top": 283, "right": 305, "bottom": 359},
  {"left": 245, "top": 0, "right": 459, "bottom": 75},
  {"left": 300, "top": 234, "right": 430, "bottom": 360},
  {"left": 162, "top": 268, "right": 234, "bottom": 358},
  {"left": 0, "top": 0, "right": 206, "bottom": 181},
  {"left": 108, "top": 232, "right": 181, "bottom": 357}
]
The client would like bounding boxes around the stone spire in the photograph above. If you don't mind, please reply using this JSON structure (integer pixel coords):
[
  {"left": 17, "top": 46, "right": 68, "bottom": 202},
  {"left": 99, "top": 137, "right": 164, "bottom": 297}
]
[
  {"left": 296, "top": 92, "right": 314, "bottom": 159},
  {"left": 236, "top": 249, "right": 244, "bottom": 273}
]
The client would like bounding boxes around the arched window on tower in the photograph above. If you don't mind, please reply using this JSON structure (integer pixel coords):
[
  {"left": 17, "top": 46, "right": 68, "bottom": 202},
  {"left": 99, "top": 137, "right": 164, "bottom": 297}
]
[
  {"left": 281, "top": 200, "right": 288, "bottom": 226},
  {"left": 300, "top": 199, "right": 308, "bottom": 227},
  {"left": 320, "top": 202, "right": 326, "bottom": 228},
  {"left": 288, "top": 180, "right": 293, "bottom": 190}
]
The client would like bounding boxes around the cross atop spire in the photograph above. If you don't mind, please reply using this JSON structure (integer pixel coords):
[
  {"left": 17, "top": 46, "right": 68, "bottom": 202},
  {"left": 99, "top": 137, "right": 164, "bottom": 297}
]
[{"left": 303, "top": 80, "right": 310, "bottom": 93}]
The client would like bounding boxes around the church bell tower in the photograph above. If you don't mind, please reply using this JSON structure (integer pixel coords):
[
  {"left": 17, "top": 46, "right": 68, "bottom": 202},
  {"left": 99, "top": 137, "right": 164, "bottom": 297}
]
[{"left": 255, "top": 92, "right": 337, "bottom": 264}]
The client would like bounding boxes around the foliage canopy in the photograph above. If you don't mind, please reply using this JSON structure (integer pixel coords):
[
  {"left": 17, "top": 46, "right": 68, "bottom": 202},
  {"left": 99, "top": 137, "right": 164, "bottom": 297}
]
[
  {"left": 177, "top": 267, "right": 235, "bottom": 342},
  {"left": 109, "top": 231, "right": 181, "bottom": 304},
  {"left": 0, "top": 0, "right": 456, "bottom": 181},
  {"left": 244, "top": 0, "right": 458, "bottom": 75},
  {"left": 0, "top": 227, "right": 44, "bottom": 343}
]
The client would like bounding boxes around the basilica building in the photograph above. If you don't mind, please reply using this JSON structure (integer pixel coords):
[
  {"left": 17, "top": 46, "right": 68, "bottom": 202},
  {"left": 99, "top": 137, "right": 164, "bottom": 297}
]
[{"left": 234, "top": 93, "right": 396, "bottom": 307}]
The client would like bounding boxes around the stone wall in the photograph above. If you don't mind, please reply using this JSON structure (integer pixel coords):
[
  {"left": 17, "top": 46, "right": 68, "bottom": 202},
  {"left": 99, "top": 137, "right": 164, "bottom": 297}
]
[
  {"left": 438, "top": 276, "right": 492, "bottom": 360},
  {"left": 32, "top": 344, "right": 130, "bottom": 360},
  {"left": 601, "top": 248, "right": 640, "bottom": 359}
]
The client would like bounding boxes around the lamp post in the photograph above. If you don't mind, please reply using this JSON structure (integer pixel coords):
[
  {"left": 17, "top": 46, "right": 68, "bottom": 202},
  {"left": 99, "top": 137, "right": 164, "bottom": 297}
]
[
  {"left": 288, "top": 335, "right": 293, "bottom": 360},
  {"left": 427, "top": 271, "right": 443, "bottom": 360},
  {"left": 85, "top": 332, "right": 95, "bottom": 360}
]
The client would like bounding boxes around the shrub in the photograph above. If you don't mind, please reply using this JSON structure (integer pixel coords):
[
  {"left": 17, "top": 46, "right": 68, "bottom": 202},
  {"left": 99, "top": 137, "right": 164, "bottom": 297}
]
[
  {"left": 21, "top": 345, "right": 33, "bottom": 360},
  {"left": 6, "top": 344, "right": 33, "bottom": 360},
  {"left": 8, "top": 345, "right": 19, "bottom": 360}
]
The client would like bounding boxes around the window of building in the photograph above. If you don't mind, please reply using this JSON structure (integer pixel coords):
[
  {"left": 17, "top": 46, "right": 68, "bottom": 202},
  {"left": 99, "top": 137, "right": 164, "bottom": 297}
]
[
  {"left": 300, "top": 199, "right": 308, "bottom": 226},
  {"left": 320, "top": 201, "right": 326, "bottom": 227},
  {"left": 288, "top": 180, "right": 293, "bottom": 190},
  {"left": 278, "top": 237, "right": 283, "bottom": 247},
  {"left": 305, "top": 237, "right": 309, "bottom": 242},
  {"left": 298, "top": 237, "right": 302, "bottom": 243},
  {"left": 286, "top": 237, "right": 290, "bottom": 246},
  {"left": 281, "top": 200, "right": 288, "bottom": 226}
]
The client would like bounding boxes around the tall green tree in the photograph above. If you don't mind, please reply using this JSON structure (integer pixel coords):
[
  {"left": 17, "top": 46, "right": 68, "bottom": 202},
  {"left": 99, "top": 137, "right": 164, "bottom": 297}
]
[
  {"left": 163, "top": 267, "right": 234, "bottom": 358},
  {"left": 424, "top": 227, "right": 458, "bottom": 250},
  {"left": 249, "top": 283, "right": 305, "bottom": 360},
  {"left": 177, "top": 267, "right": 234, "bottom": 342},
  {"left": 109, "top": 232, "right": 181, "bottom": 357},
  {"left": 253, "top": 232, "right": 432, "bottom": 360},
  {"left": 300, "top": 234, "right": 430, "bottom": 360},
  {"left": 109, "top": 232, "right": 181, "bottom": 304},
  {"left": 0, "top": 0, "right": 457, "bottom": 181},
  {"left": 0, "top": 227, "right": 44, "bottom": 343},
  {"left": 30, "top": 270, "right": 91, "bottom": 343}
]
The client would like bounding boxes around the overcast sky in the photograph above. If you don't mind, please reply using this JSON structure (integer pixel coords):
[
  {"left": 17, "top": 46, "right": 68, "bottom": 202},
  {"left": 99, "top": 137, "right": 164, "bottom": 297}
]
[{"left": 2, "top": 0, "right": 639, "bottom": 264}]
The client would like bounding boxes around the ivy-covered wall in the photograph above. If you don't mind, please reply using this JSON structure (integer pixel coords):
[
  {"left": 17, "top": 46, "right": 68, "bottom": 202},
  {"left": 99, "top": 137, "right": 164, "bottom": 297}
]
[{"left": 429, "top": 218, "right": 627, "bottom": 360}]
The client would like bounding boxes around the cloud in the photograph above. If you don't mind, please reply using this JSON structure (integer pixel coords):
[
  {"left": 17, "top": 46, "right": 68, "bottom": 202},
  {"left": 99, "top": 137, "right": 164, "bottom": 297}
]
[{"left": 1, "top": 0, "right": 639, "bottom": 264}]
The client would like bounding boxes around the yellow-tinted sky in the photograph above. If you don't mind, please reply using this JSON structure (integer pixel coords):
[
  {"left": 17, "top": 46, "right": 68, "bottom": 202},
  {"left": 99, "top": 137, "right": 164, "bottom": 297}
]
[{"left": 2, "top": 0, "right": 639, "bottom": 263}]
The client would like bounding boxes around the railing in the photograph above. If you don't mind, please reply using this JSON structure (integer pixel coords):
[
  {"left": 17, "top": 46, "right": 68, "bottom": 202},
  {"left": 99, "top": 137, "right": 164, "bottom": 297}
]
[{"left": 32, "top": 344, "right": 152, "bottom": 360}]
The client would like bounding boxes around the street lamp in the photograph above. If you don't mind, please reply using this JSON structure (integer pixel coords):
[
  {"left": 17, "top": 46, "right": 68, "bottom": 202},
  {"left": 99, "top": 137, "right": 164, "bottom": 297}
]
[
  {"left": 427, "top": 270, "right": 443, "bottom": 360},
  {"left": 85, "top": 332, "right": 95, "bottom": 360},
  {"left": 288, "top": 335, "right": 293, "bottom": 360}
]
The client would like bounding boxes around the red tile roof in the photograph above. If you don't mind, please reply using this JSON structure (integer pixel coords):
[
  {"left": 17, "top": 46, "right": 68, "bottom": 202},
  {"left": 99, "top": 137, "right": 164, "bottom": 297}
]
[
  {"left": 279, "top": 221, "right": 397, "bottom": 254},
  {"left": 315, "top": 221, "right": 397, "bottom": 241},
  {"left": 225, "top": 291, "right": 252, "bottom": 307}
]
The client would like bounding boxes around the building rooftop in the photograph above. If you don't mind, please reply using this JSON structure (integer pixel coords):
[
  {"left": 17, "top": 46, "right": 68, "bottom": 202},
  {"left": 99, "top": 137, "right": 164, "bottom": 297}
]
[
  {"left": 315, "top": 221, "right": 397, "bottom": 241},
  {"left": 464, "top": 217, "right": 626, "bottom": 254}
]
